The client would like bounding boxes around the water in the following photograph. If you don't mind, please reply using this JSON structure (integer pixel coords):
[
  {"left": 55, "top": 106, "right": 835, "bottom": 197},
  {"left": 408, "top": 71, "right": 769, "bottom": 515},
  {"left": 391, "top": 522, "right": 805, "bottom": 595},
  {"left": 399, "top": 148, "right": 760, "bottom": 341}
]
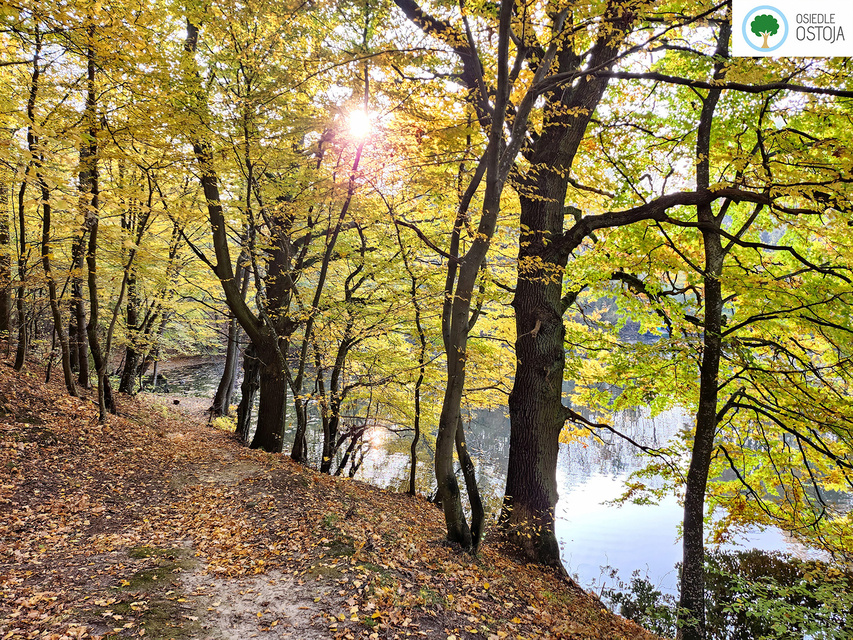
[
  {"left": 156, "top": 359, "right": 812, "bottom": 594},
  {"left": 550, "top": 408, "right": 800, "bottom": 593}
]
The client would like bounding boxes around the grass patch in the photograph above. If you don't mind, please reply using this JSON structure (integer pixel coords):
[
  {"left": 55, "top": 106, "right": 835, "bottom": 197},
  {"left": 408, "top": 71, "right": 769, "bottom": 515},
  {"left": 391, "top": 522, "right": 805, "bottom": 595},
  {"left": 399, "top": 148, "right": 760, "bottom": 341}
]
[
  {"left": 321, "top": 539, "right": 354, "bottom": 557},
  {"left": 305, "top": 562, "right": 345, "bottom": 580},
  {"left": 128, "top": 546, "right": 189, "bottom": 559},
  {"left": 321, "top": 513, "right": 340, "bottom": 529},
  {"left": 418, "top": 585, "right": 446, "bottom": 608},
  {"left": 122, "top": 547, "right": 197, "bottom": 589},
  {"left": 137, "top": 597, "right": 203, "bottom": 640}
]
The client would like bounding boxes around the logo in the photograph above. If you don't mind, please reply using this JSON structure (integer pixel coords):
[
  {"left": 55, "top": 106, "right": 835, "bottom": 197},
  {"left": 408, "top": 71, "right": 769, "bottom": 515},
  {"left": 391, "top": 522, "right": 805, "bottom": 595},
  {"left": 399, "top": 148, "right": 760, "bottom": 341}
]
[
  {"left": 742, "top": 5, "right": 789, "bottom": 52},
  {"left": 733, "top": 1, "right": 853, "bottom": 57}
]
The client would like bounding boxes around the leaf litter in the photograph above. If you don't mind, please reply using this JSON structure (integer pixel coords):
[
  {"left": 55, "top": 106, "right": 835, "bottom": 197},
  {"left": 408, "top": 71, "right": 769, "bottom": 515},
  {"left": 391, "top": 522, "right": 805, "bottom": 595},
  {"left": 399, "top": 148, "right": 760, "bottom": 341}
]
[{"left": 0, "top": 360, "right": 660, "bottom": 640}]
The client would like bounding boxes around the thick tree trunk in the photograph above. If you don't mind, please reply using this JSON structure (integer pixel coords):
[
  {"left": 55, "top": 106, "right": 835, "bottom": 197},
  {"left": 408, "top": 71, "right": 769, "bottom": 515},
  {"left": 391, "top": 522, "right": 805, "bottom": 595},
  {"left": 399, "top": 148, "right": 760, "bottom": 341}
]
[
  {"left": 184, "top": 20, "right": 293, "bottom": 453},
  {"left": 503, "top": 202, "right": 568, "bottom": 566},
  {"left": 497, "top": 6, "right": 632, "bottom": 566},
  {"left": 250, "top": 358, "right": 287, "bottom": 452},
  {"left": 119, "top": 346, "right": 140, "bottom": 394}
]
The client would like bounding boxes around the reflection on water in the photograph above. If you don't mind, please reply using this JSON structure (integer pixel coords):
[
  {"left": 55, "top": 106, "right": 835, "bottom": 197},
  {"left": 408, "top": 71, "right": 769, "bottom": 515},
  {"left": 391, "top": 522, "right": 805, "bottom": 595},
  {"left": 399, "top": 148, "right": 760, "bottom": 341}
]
[{"left": 160, "top": 360, "right": 808, "bottom": 593}]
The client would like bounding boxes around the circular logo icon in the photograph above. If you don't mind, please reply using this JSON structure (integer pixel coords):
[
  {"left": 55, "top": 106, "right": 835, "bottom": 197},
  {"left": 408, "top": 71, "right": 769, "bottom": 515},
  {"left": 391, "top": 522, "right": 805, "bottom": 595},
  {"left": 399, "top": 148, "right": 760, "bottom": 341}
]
[{"left": 742, "top": 5, "right": 789, "bottom": 52}]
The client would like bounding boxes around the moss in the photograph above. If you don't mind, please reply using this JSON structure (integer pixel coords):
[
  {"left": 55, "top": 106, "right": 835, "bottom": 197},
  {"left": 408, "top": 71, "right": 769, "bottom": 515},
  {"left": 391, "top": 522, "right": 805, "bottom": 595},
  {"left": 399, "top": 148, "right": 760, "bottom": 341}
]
[
  {"left": 137, "top": 598, "right": 204, "bottom": 640},
  {"left": 321, "top": 539, "right": 354, "bottom": 557},
  {"left": 355, "top": 561, "right": 387, "bottom": 574},
  {"left": 305, "top": 562, "right": 345, "bottom": 580},
  {"left": 123, "top": 547, "right": 197, "bottom": 589},
  {"left": 105, "top": 547, "right": 204, "bottom": 639},
  {"left": 321, "top": 513, "right": 341, "bottom": 529},
  {"left": 128, "top": 546, "right": 191, "bottom": 560}
]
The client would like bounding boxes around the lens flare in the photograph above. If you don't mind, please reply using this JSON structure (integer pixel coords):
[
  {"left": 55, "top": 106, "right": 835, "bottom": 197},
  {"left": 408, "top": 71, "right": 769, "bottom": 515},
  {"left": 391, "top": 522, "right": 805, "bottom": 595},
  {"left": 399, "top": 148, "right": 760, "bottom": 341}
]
[{"left": 349, "top": 110, "right": 371, "bottom": 138}]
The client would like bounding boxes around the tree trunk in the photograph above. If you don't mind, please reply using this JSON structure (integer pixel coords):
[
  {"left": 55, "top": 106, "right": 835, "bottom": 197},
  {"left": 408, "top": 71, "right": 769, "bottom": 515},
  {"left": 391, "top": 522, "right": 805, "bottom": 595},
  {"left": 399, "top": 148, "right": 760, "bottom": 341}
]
[
  {"left": 0, "top": 179, "right": 11, "bottom": 340},
  {"left": 503, "top": 224, "right": 568, "bottom": 566},
  {"left": 500, "top": 131, "right": 577, "bottom": 565},
  {"left": 455, "top": 416, "right": 484, "bottom": 550},
  {"left": 250, "top": 358, "right": 287, "bottom": 452},
  {"left": 118, "top": 344, "right": 140, "bottom": 394},
  {"left": 26, "top": 35, "right": 76, "bottom": 396},
  {"left": 213, "top": 242, "right": 249, "bottom": 416},
  {"left": 235, "top": 343, "right": 260, "bottom": 443},
  {"left": 334, "top": 425, "right": 366, "bottom": 477},
  {"left": 676, "top": 21, "right": 729, "bottom": 640},
  {"left": 498, "top": 7, "right": 633, "bottom": 565},
  {"left": 85, "top": 204, "right": 115, "bottom": 419},
  {"left": 13, "top": 31, "right": 44, "bottom": 372},
  {"left": 39, "top": 170, "right": 77, "bottom": 396},
  {"left": 677, "top": 239, "right": 722, "bottom": 640},
  {"left": 118, "top": 259, "right": 140, "bottom": 394},
  {"left": 81, "top": 22, "right": 114, "bottom": 420},
  {"left": 409, "top": 353, "right": 424, "bottom": 496},
  {"left": 291, "top": 396, "right": 309, "bottom": 463},
  {"left": 184, "top": 20, "right": 293, "bottom": 453},
  {"left": 211, "top": 315, "right": 239, "bottom": 415},
  {"left": 69, "top": 230, "right": 90, "bottom": 387},
  {"left": 151, "top": 360, "right": 161, "bottom": 391},
  {"left": 13, "top": 242, "right": 27, "bottom": 371}
]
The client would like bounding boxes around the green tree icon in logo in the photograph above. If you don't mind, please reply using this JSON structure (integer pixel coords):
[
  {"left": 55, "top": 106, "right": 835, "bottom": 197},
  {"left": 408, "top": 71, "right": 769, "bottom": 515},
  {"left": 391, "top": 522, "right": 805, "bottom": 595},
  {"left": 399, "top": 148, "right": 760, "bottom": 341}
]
[{"left": 750, "top": 14, "right": 780, "bottom": 48}]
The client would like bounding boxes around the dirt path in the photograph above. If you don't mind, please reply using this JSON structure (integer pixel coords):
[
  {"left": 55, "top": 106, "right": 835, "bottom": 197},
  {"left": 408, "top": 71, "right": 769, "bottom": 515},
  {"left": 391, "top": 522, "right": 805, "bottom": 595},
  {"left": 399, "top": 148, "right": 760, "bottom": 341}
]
[{"left": 0, "top": 361, "right": 659, "bottom": 640}]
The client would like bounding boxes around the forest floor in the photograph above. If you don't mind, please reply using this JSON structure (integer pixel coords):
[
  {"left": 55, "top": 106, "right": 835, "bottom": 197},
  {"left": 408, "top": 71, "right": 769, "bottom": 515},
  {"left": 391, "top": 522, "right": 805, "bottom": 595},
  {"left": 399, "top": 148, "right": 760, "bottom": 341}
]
[{"left": 0, "top": 356, "right": 660, "bottom": 640}]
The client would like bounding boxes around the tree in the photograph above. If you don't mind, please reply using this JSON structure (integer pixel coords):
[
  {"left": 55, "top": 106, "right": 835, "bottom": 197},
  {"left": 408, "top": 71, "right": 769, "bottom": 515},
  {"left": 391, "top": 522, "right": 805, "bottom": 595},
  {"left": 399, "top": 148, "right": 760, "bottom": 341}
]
[
  {"left": 750, "top": 14, "right": 779, "bottom": 49},
  {"left": 0, "top": 173, "right": 10, "bottom": 341},
  {"left": 561, "top": 16, "right": 853, "bottom": 638},
  {"left": 394, "top": 0, "right": 579, "bottom": 551}
]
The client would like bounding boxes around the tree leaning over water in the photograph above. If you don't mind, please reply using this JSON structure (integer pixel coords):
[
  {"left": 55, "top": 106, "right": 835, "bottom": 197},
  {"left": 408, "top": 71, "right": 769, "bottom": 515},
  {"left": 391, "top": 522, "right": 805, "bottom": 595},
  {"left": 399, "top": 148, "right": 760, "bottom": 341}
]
[{"left": 563, "top": 18, "right": 853, "bottom": 639}]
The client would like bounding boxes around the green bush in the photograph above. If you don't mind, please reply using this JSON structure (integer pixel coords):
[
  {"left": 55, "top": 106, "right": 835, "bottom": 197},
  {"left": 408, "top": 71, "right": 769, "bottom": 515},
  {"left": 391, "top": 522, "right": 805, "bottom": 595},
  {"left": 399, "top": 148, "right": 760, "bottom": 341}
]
[{"left": 601, "top": 550, "right": 853, "bottom": 639}]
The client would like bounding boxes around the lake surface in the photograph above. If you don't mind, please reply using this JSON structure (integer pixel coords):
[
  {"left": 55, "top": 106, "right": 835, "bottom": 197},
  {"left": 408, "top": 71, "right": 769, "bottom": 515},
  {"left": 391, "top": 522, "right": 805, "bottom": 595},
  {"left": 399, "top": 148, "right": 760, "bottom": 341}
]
[{"left": 155, "top": 359, "right": 810, "bottom": 594}]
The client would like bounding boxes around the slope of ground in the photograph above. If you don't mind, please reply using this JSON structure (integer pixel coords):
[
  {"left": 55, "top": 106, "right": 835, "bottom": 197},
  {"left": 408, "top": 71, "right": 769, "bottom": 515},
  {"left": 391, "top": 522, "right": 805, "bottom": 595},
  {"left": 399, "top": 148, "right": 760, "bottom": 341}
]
[{"left": 0, "top": 356, "right": 659, "bottom": 640}]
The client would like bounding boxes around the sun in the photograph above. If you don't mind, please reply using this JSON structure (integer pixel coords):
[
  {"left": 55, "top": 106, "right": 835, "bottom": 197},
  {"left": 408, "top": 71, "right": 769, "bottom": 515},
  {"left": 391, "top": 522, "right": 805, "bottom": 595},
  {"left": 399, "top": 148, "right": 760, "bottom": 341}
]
[{"left": 348, "top": 109, "right": 371, "bottom": 139}]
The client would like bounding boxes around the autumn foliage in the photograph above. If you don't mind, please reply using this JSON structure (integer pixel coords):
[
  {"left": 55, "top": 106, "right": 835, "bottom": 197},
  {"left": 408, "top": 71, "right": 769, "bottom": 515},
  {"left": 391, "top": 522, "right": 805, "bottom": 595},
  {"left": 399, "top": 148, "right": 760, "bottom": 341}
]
[{"left": 0, "top": 354, "right": 657, "bottom": 640}]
